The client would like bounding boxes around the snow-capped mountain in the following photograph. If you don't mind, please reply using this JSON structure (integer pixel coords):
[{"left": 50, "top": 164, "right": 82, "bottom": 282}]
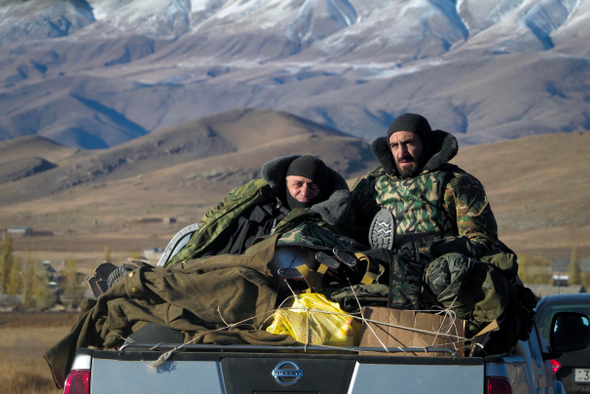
[{"left": 0, "top": 0, "right": 588, "bottom": 149}]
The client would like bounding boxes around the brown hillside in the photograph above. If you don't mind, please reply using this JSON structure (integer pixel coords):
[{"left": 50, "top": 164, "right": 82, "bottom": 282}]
[
  {"left": 190, "top": 108, "right": 347, "bottom": 151},
  {"left": 0, "top": 109, "right": 351, "bottom": 207},
  {"left": 1, "top": 116, "right": 588, "bottom": 273},
  {"left": 452, "top": 131, "right": 590, "bottom": 257},
  {"left": 0, "top": 135, "right": 77, "bottom": 165}
]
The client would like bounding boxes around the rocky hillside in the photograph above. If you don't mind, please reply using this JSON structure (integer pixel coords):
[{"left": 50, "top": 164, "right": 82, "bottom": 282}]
[{"left": 0, "top": 108, "right": 374, "bottom": 207}]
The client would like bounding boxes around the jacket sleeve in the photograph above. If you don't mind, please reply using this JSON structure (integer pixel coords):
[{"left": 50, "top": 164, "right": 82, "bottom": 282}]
[
  {"left": 442, "top": 172, "right": 507, "bottom": 257},
  {"left": 201, "top": 178, "right": 268, "bottom": 223},
  {"left": 350, "top": 175, "right": 380, "bottom": 229}
]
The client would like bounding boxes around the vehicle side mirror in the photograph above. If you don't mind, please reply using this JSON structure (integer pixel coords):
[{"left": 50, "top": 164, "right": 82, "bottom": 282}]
[{"left": 550, "top": 312, "right": 590, "bottom": 353}]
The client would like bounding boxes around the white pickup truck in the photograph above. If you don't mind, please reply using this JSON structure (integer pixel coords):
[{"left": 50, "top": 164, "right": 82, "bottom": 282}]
[
  {"left": 61, "top": 224, "right": 590, "bottom": 394},
  {"left": 61, "top": 310, "right": 589, "bottom": 394}
]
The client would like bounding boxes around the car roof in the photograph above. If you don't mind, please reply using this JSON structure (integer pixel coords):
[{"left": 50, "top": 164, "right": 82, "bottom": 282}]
[{"left": 537, "top": 293, "right": 590, "bottom": 309}]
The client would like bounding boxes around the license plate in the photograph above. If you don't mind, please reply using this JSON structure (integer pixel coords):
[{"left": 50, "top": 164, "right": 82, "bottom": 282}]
[{"left": 575, "top": 369, "right": 590, "bottom": 382}]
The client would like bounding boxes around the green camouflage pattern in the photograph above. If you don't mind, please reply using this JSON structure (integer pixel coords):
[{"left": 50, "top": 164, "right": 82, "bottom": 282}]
[
  {"left": 374, "top": 167, "right": 454, "bottom": 235},
  {"left": 351, "top": 164, "right": 503, "bottom": 256},
  {"left": 166, "top": 178, "right": 352, "bottom": 266},
  {"left": 388, "top": 250, "right": 424, "bottom": 310},
  {"left": 257, "top": 208, "right": 353, "bottom": 251},
  {"left": 165, "top": 178, "right": 275, "bottom": 266}
]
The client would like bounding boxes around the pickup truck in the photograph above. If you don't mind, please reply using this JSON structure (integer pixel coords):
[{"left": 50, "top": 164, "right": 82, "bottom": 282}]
[
  {"left": 61, "top": 225, "right": 590, "bottom": 394},
  {"left": 61, "top": 311, "right": 589, "bottom": 394}
]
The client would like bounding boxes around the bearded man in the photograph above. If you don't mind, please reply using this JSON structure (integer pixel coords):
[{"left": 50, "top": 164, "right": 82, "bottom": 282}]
[
  {"left": 351, "top": 113, "right": 508, "bottom": 257},
  {"left": 349, "top": 114, "right": 539, "bottom": 353}
]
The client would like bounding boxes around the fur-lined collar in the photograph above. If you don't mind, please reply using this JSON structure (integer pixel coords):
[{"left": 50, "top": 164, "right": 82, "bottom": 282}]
[
  {"left": 371, "top": 129, "right": 459, "bottom": 176},
  {"left": 260, "top": 155, "right": 351, "bottom": 226}
]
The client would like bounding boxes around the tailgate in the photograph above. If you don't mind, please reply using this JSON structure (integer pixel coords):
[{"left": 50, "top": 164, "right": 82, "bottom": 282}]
[{"left": 87, "top": 349, "right": 485, "bottom": 394}]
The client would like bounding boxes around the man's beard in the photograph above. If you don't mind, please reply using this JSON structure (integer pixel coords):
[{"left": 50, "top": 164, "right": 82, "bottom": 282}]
[{"left": 395, "top": 154, "right": 426, "bottom": 179}]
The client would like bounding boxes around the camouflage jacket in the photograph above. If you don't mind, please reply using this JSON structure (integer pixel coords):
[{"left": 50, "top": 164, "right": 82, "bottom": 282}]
[
  {"left": 166, "top": 155, "right": 352, "bottom": 266},
  {"left": 351, "top": 129, "right": 507, "bottom": 257}
]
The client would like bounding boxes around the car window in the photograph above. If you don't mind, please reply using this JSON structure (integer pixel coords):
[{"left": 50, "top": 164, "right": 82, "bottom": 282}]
[{"left": 536, "top": 304, "right": 590, "bottom": 340}]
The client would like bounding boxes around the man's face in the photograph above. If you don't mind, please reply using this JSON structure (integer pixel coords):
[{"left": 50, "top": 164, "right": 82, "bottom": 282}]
[
  {"left": 286, "top": 175, "right": 320, "bottom": 203},
  {"left": 389, "top": 131, "right": 425, "bottom": 178}
]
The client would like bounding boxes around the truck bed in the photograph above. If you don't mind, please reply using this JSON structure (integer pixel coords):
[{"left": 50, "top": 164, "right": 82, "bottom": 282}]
[{"left": 79, "top": 345, "right": 485, "bottom": 394}]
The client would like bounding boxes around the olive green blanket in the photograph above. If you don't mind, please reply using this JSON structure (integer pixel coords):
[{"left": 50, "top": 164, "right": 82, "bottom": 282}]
[{"left": 44, "top": 236, "right": 296, "bottom": 388}]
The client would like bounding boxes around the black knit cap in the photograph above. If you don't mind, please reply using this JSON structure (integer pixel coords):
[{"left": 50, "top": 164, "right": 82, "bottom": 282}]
[
  {"left": 284, "top": 155, "right": 329, "bottom": 209},
  {"left": 285, "top": 155, "right": 328, "bottom": 186},
  {"left": 387, "top": 113, "right": 432, "bottom": 142}
]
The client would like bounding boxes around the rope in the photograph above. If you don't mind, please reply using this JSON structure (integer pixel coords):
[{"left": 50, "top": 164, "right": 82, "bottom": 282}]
[
  {"left": 145, "top": 303, "right": 470, "bottom": 370},
  {"left": 145, "top": 290, "right": 471, "bottom": 370},
  {"left": 346, "top": 276, "right": 390, "bottom": 352},
  {"left": 146, "top": 307, "right": 279, "bottom": 370}
]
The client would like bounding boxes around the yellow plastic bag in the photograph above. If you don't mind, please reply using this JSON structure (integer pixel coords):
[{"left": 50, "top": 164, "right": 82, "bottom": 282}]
[{"left": 266, "top": 293, "right": 360, "bottom": 347}]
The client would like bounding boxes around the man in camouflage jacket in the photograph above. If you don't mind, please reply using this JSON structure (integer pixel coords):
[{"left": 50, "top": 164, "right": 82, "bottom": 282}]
[
  {"left": 349, "top": 114, "right": 536, "bottom": 354},
  {"left": 166, "top": 155, "right": 353, "bottom": 267},
  {"left": 351, "top": 113, "right": 508, "bottom": 257}
]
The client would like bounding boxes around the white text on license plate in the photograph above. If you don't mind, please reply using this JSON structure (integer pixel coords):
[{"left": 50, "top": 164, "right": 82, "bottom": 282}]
[{"left": 575, "top": 369, "right": 590, "bottom": 382}]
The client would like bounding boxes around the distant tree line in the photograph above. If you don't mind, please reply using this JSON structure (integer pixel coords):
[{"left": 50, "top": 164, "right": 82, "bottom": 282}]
[
  {"left": 0, "top": 235, "right": 85, "bottom": 310},
  {"left": 517, "top": 245, "right": 588, "bottom": 287}
]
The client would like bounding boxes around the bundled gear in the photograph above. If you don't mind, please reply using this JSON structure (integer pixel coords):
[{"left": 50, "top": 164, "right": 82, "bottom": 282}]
[
  {"left": 165, "top": 155, "right": 352, "bottom": 267},
  {"left": 266, "top": 293, "right": 360, "bottom": 347},
  {"left": 329, "top": 283, "right": 389, "bottom": 312},
  {"left": 354, "top": 206, "right": 536, "bottom": 355},
  {"left": 274, "top": 247, "right": 362, "bottom": 295},
  {"left": 424, "top": 251, "right": 536, "bottom": 355}
]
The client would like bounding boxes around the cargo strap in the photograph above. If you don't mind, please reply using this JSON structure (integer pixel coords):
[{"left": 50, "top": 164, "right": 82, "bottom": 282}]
[
  {"left": 275, "top": 250, "right": 333, "bottom": 293},
  {"left": 295, "top": 263, "right": 327, "bottom": 293},
  {"left": 356, "top": 252, "right": 385, "bottom": 285}
]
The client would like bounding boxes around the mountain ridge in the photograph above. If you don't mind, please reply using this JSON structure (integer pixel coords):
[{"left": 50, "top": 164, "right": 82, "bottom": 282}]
[
  {"left": 0, "top": 108, "right": 372, "bottom": 206},
  {"left": 0, "top": 0, "right": 588, "bottom": 149}
]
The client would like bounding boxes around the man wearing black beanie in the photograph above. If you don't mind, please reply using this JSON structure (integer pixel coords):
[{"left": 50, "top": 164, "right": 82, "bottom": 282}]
[
  {"left": 164, "top": 154, "right": 351, "bottom": 265},
  {"left": 350, "top": 114, "right": 533, "bottom": 355},
  {"left": 351, "top": 112, "right": 508, "bottom": 256},
  {"left": 284, "top": 155, "right": 329, "bottom": 209}
]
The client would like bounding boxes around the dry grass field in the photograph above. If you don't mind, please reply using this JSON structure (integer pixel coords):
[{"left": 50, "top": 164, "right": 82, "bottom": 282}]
[{"left": 0, "top": 313, "right": 78, "bottom": 394}]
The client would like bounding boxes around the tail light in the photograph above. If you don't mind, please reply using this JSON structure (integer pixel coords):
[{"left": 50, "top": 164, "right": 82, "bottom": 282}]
[
  {"left": 550, "top": 359, "right": 562, "bottom": 374},
  {"left": 63, "top": 369, "right": 90, "bottom": 394},
  {"left": 486, "top": 376, "right": 513, "bottom": 394}
]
